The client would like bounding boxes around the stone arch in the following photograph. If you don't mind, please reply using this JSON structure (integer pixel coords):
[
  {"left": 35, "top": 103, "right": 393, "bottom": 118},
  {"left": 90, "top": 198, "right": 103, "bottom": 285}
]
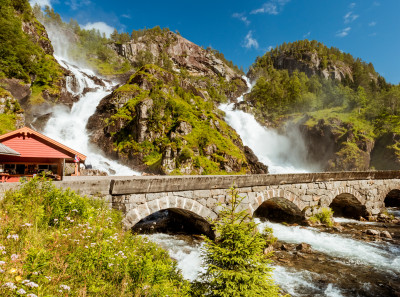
[
  {"left": 384, "top": 189, "right": 400, "bottom": 207},
  {"left": 250, "top": 189, "right": 304, "bottom": 223},
  {"left": 123, "top": 196, "right": 217, "bottom": 231},
  {"left": 329, "top": 187, "right": 368, "bottom": 219}
]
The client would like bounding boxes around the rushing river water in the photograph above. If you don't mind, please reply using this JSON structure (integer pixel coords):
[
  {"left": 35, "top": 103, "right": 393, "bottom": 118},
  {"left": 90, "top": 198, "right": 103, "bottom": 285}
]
[{"left": 37, "top": 33, "right": 399, "bottom": 295}]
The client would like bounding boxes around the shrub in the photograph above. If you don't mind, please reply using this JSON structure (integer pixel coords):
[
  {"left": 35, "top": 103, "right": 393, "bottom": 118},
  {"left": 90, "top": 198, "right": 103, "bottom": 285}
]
[
  {"left": 0, "top": 177, "right": 190, "bottom": 296},
  {"left": 309, "top": 207, "right": 334, "bottom": 227}
]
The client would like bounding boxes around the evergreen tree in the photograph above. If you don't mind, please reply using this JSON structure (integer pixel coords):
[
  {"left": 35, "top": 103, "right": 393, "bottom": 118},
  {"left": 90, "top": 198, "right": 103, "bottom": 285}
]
[{"left": 196, "top": 187, "right": 280, "bottom": 297}]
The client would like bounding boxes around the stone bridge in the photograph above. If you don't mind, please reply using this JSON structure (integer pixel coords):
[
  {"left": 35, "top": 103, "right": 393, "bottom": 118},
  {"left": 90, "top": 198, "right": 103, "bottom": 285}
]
[{"left": 1, "top": 171, "right": 399, "bottom": 230}]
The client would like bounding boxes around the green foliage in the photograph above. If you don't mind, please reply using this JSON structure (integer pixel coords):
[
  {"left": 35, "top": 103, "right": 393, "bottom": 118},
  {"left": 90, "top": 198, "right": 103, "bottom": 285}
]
[
  {"left": 0, "top": 0, "right": 62, "bottom": 88},
  {"left": 195, "top": 187, "right": 280, "bottom": 297},
  {"left": 109, "top": 65, "right": 247, "bottom": 175},
  {"left": 309, "top": 207, "right": 334, "bottom": 227},
  {"left": 0, "top": 177, "right": 190, "bottom": 296}
]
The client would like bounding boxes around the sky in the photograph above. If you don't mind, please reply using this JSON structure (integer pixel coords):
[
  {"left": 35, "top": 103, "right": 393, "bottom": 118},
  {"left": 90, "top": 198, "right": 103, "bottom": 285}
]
[{"left": 30, "top": 0, "right": 400, "bottom": 84}]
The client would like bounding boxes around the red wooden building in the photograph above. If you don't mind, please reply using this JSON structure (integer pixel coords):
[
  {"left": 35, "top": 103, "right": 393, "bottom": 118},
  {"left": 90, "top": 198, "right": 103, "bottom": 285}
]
[{"left": 0, "top": 127, "right": 86, "bottom": 182}]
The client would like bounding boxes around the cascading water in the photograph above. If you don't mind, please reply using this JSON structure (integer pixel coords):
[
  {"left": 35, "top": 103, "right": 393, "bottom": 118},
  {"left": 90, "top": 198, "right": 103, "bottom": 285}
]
[
  {"left": 144, "top": 233, "right": 345, "bottom": 296},
  {"left": 42, "top": 57, "right": 139, "bottom": 175},
  {"left": 256, "top": 219, "right": 400, "bottom": 274},
  {"left": 219, "top": 76, "right": 319, "bottom": 174}
]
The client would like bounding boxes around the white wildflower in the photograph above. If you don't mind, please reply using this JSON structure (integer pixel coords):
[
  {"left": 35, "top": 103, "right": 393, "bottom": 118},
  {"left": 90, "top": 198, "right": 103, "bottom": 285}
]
[
  {"left": 3, "top": 282, "right": 17, "bottom": 290},
  {"left": 7, "top": 234, "right": 19, "bottom": 240},
  {"left": 59, "top": 284, "right": 70, "bottom": 291},
  {"left": 27, "top": 294, "right": 38, "bottom": 297},
  {"left": 0, "top": 260, "right": 6, "bottom": 265},
  {"left": 108, "top": 263, "right": 113, "bottom": 267},
  {"left": 17, "top": 288, "right": 26, "bottom": 294},
  {"left": 11, "top": 254, "right": 19, "bottom": 261},
  {"left": 0, "top": 245, "right": 5, "bottom": 250}
]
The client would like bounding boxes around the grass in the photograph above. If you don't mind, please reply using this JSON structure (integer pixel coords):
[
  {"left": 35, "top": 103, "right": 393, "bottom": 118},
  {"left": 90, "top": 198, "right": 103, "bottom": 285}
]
[
  {"left": 0, "top": 114, "right": 16, "bottom": 135},
  {"left": 0, "top": 177, "right": 190, "bottom": 296}
]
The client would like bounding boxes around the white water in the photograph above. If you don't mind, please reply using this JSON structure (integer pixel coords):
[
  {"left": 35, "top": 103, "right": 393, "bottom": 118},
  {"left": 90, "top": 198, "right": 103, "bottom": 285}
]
[
  {"left": 256, "top": 219, "right": 400, "bottom": 274},
  {"left": 144, "top": 233, "right": 344, "bottom": 296},
  {"left": 219, "top": 77, "right": 319, "bottom": 174},
  {"left": 387, "top": 207, "right": 400, "bottom": 218},
  {"left": 41, "top": 57, "right": 139, "bottom": 176},
  {"left": 333, "top": 217, "right": 377, "bottom": 225}
]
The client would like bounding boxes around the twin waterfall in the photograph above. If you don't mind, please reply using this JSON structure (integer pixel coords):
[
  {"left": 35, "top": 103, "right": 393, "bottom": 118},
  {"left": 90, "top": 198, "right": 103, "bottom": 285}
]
[{"left": 38, "top": 47, "right": 398, "bottom": 296}]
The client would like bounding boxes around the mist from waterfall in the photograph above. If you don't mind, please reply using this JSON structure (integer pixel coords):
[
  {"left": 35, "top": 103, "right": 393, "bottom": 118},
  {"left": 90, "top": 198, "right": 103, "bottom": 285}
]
[
  {"left": 40, "top": 25, "right": 139, "bottom": 176},
  {"left": 220, "top": 77, "right": 320, "bottom": 174}
]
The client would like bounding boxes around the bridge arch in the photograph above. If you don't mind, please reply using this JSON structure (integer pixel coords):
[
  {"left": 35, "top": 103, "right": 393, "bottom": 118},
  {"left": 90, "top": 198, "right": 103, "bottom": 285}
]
[
  {"left": 329, "top": 187, "right": 367, "bottom": 219},
  {"left": 122, "top": 196, "right": 217, "bottom": 231},
  {"left": 384, "top": 189, "right": 400, "bottom": 207},
  {"left": 250, "top": 189, "right": 304, "bottom": 223}
]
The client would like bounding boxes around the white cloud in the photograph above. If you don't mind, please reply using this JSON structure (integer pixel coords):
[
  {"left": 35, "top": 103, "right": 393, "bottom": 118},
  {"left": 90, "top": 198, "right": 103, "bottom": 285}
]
[
  {"left": 303, "top": 31, "right": 311, "bottom": 38},
  {"left": 29, "top": 0, "right": 52, "bottom": 7},
  {"left": 369, "top": 21, "right": 377, "bottom": 27},
  {"left": 251, "top": 0, "right": 290, "bottom": 15},
  {"left": 336, "top": 27, "right": 351, "bottom": 37},
  {"left": 232, "top": 13, "right": 250, "bottom": 25},
  {"left": 349, "top": 2, "right": 356, "bottom": 9},
  {"left": 243, "top": 31, "right": 259, "bottom": 49},
  {"left": 344, "top": 11, "right": 359, "bottom": 23},
  {"left": 121, "top": 14, "right": 131, "bottom": 19},
  {"left": 82, "top": 22, "right": 115, "bottom": 37},
  {"left": 66, "top": 0, "right": 91, "bottom": 10}
]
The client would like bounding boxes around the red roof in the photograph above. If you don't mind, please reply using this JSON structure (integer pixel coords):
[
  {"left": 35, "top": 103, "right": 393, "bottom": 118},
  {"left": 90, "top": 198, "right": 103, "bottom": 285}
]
[{"left": 0, "top": 127, "right": 86, "bottom": 161}]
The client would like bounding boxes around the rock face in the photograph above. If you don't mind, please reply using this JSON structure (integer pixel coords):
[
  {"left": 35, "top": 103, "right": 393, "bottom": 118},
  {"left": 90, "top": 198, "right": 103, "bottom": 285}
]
[
  {"left": 87, "top": 65, "right": 267, "bottom": 175},
  {"left": 295, "top": 116, "right": 374, "bottom": 171},
  {"left": 109, "top": 30, "right": 247, "bottom": 101},
  {"left": 371, "top": 133, "right": 400, "bottom": 170},
  {"left": 270, "top": 52, "right": 353, "bottom": 82},
  {"left": 0, "top": 89, "right": 25, "bottom": 131}
]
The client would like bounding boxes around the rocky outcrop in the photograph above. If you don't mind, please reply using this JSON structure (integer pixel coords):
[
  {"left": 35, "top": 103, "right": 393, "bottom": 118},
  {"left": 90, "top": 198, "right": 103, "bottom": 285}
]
[
  {"left": 295, "top": 116, "right": 374, "bottom": 171},
  {"left": 270, "top": 52, "right": 353, "bottom": 81},
  {"left": 0, "top": 88, "right": 25, "bottom": 131},
  {"left": 109, "top": 30, "right": 247, "bottom": 101},
  {"left": 371, "top": 133, "right": 400, "bottom": 170},
  {"left": 87, "top": 65, "right": 267, "bottom": 175}
]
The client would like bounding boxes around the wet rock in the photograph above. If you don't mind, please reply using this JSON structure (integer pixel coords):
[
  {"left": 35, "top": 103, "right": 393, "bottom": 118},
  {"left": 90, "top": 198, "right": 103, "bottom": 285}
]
[
  {"left": 280, "top": 244, "right": 290, "bottom": 251},
  {"left": 264, "top": 245, "right": 274, "bottom": 255},
  {"left": 366, "top": 229, "right": 380, "bottom": 236},
  {"left": 381, "top": 230, "right": 392, "bottom": 239},
  {"left": 296, "top": 243, "right": 312, "bottom": 253}
]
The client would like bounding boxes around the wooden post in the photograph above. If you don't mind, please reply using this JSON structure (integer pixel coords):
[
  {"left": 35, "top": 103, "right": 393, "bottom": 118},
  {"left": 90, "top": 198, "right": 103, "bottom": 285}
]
[{"left": 74, "top": 162, "right": 79, "bottom": 176}]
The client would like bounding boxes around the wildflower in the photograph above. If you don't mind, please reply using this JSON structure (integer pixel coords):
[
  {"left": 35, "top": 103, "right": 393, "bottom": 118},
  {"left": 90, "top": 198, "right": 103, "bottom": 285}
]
[
  {"left": 90, "top": 243, "right": 96, "bottom": 247},
  {"left": 108, "top": 263, "right": 113, "bottom": 267},
  {"left": 45, "top": 276, "right": 51, "bottom": 281},
  {"left": 27, "top": 294, "right": 38, "bottom": 297},
  {"left": 17, "top": 288, "right": 26, "bottom": 294},
  {"left": 2, "top": 251, "right": 6, "bottom": 254},
  {"left": 7, "top": 234, "right": 19, "bottom": 240},
  {"left": 25, "top": 281, "right": 38, "bottom": 288},
  {"left": 32, "top": 272, "right": 39, "bottom": 275},
  {"left": 11, "top": 254, "right": 19, "bottom": 261},
  {"left": 0, "top": 260, "right": 6, "bottom": 265},
  {"left": 59, "top": 284, "right": 71, "bottom": 291},
  {"left": 72, "top": 209, "right": 78, "bottom": 212},
  {"left": 0, "top": 245, "right": 6, "bottom": 250},
  {"left": 3, "top": 282, "right": 17, "bottom": 290},
  {"left": 15, "top": 275, "right": 22, "bottom": 281},
  {"left": 21, "top": 223, "right": 32, "bottom": 227},
  {"left": 0, "top": 268, "right": 4, "bottom": 273},
  {"left": 9, "top": 268, "right": 17, "bottom": 273},
  {"left": 54, "top": 218, "right": 58, "bottom": 222}
]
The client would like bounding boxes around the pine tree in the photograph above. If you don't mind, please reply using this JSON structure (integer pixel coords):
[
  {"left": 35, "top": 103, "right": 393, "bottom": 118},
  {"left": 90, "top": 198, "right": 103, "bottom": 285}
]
[{"left": 197, "top": 186, "right": 280, "bottom": 297}]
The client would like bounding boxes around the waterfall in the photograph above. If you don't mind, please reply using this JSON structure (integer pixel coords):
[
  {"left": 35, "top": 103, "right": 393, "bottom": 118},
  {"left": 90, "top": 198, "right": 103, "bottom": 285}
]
[
  {"left": 220, "top": 76, "right": 319, "bottom": 174},
  {"left": 41, "top": 57, "right": 139, "bottom": 176}
]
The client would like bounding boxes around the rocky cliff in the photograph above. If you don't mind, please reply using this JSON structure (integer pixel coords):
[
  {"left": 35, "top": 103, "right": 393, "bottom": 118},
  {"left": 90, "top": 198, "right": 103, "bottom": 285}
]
[
  {"left": 109, "top": 28, "right": 247, "bottom": 102},
  {"left": 87, "top": 65, "right": 267, "bottom": 175}
]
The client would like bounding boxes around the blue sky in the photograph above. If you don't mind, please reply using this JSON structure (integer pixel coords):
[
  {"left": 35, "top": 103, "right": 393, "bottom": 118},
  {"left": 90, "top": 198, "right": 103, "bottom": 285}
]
[{"left": 31, "top": 0, "right": 400, "bottom": 84}]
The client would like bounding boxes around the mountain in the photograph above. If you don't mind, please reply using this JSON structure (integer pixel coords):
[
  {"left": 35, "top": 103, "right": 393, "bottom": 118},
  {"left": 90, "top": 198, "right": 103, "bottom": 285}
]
[
  {"left": 244, "top": 40, "right": 400, "bottom": 171},
  {"left": 87, "top": 64, "right": 267, "bottom": 175}
]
